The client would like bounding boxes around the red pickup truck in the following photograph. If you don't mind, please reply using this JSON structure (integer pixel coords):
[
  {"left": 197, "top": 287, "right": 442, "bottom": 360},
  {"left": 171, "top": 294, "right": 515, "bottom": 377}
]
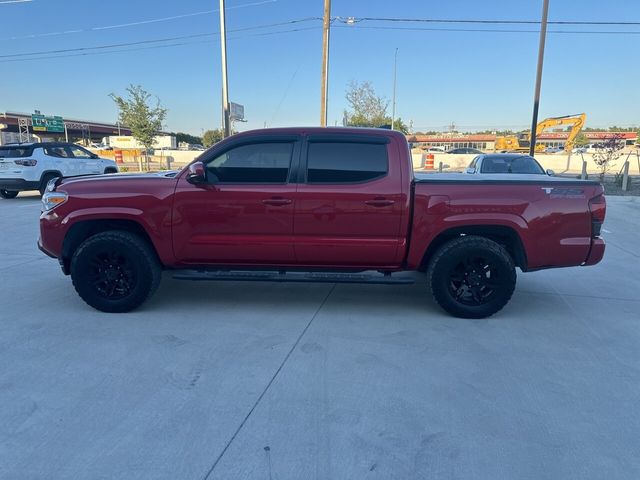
[{"left": 38, "top": 127, "right": 606, "bottom": 318}]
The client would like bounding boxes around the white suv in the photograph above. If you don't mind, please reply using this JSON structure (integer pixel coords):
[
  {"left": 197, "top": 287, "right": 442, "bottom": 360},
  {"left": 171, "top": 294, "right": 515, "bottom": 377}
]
[{"left": 0, "top": 142, "right": 118, "bottom": 198}]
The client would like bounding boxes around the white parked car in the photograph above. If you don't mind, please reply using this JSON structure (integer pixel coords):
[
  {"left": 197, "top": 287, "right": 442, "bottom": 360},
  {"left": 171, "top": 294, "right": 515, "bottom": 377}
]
[
  {"left": 0, "top": 142, "right": 118, "bottom": 198},
  {"left": 465, "top": 153, "right": 553, "bottom": 175}
]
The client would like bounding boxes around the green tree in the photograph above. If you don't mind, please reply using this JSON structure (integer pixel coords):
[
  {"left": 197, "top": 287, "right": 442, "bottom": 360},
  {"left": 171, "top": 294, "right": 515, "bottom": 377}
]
[
  {"left": 574, "top": 132, "right": 589, "bottom": 146},
  {"left": 343, "top": 80, "right": 409, "bottom": 133},
  {"left": 202, "top": 129, "right": 225, "bottom": 147},
  {"left": 110, "top": 85, "right": 167, "bottom": 164},
  {"left": 174, "top": 132, "right": 202, "bottom": 145}
]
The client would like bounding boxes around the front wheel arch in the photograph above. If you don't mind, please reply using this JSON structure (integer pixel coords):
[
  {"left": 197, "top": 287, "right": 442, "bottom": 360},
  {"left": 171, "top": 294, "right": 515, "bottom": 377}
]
[{"left": 61, "top": 219, "right": 161, "bottom": 275}]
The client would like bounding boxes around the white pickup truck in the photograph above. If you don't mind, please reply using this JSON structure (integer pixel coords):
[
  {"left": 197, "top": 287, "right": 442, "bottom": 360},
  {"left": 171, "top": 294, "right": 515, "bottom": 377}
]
[{"left": 0, "top": 142, "right": 118, "bottom": 198}]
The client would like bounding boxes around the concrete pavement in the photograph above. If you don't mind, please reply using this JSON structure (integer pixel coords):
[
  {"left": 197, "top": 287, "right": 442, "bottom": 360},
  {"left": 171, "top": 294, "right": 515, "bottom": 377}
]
[{"left": 0, "top": 193, "right": 639, "bottom": 479}]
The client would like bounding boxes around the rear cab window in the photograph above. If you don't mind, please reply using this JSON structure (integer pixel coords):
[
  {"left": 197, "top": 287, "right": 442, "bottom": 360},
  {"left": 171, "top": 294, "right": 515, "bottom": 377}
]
[{"left": 306, "top": 141, "right": 388, "bottom": 183}]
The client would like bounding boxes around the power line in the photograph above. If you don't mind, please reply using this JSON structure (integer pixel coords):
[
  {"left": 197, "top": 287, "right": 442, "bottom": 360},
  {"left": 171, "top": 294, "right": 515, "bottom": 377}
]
[
  {"left": 334, "top": 25, "right": 640, "bottom": 35},
  {"left": 0, "top": 18, "right": 320, "bottom": 59},
  {"left": 337, "top": 16, "right": 640, "bottom": 26},
  {"left": 0, "top": 25, "right": 322, "bottom": 63},
  {"left": 0, "top": 0, "right": 277, "bottom": 41}
]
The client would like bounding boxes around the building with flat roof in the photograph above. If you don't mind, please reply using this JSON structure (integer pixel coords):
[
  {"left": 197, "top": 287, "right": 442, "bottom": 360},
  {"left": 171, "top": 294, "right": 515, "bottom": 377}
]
[
  {"left": 0, "top": 111, "right": 131, "bottom": 145},
  {"left": 407, "top": 131, "right": 638, "bottom": 152}
]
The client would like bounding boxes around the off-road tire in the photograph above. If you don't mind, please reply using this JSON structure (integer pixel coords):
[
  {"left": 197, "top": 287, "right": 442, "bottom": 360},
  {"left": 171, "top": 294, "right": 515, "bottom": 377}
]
[
  {"left": 426, "top": 235, "right": 516, "bottom": 319},
  {"left": 70, "top": 230, "right": 161, "bottom": 313},
  {"left": 0, "top": 189, "right": 19, "bottom": 199}
]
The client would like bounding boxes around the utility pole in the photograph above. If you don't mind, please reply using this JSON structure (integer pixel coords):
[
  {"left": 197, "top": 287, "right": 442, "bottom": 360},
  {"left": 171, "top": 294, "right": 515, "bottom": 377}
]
[
  {"left": 391, "top": 48, "right": 398, "bottom": 130},
  {"left": 319, "top": 0, "right": 331, "bottom": 127},
  {"left": 529, "top": 0, "right": 549, "bottom": 156},
  {"left": 219, "top": 0, "right": 231, "bottom": 138}
]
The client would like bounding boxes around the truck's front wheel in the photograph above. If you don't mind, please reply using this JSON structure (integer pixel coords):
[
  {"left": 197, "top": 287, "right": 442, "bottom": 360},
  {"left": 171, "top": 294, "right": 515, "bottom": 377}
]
[
  {"left": 70, "top": 231, "right": 161, "bottom": 313},
  {"left": 427, "top": 236, "right": 516, "bottom": 319}
]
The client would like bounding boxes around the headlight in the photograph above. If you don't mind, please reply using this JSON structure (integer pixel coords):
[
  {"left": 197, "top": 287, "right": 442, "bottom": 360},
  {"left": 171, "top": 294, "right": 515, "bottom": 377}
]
[
  {"left": 45, "top": 176, "right": 59, "bottom": 193},
  {"left": 41, "top": 192, "right": 68, "bottom": 212}
]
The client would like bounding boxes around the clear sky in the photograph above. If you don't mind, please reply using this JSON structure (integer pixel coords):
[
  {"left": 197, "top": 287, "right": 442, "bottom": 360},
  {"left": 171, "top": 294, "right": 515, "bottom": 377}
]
[{"left": 1, "top": 0, "right": 639, "bottom": 135}]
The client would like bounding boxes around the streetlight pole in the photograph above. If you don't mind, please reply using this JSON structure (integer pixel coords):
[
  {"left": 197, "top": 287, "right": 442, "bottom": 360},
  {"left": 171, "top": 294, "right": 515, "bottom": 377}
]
[
  {"left": 391, "top": 48, "right": 398, "bottom": 130},
  {"left": 219, "top": 0, "right": 231, "bottom": 138},
  {"left": 319, "top": 0, "right": 331, "bottom": 127},
  {"left": 529, "top": 0, "right": 549, "bottom": 157}
]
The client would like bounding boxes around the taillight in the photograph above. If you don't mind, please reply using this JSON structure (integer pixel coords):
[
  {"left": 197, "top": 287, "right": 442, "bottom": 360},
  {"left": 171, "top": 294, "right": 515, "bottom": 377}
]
[
  {"left": 588, "top": 194, "right": 606, "bottom": 237},
  {"left": 14, "top": 159, "right": 37, "bottom": 166}
]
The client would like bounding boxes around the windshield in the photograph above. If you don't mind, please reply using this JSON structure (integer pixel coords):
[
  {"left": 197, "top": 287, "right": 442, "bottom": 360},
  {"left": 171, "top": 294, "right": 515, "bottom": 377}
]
[{"left": 480, "top": 155, "right": 545, "bottom": 174}]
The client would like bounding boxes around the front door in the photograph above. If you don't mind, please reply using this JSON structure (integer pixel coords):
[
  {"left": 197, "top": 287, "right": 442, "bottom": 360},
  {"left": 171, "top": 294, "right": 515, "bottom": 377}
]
[
  {"left": 294, "top": 136, "right": 406, "bottom": 267},
  {"left": 172, "top": 137, "right": 300, "bottom": 265},
  {"left": 67, "top": 145, "right": 102, "bottom": 174}
]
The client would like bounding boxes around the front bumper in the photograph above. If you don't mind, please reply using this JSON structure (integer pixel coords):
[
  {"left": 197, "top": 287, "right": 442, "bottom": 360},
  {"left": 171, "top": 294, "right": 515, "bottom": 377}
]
[
  {"left": 0, "top": 178, "right": 40, "bottom": 191},
  {"left": 37, "top": 237, "right": 56, "bottom": 258}
]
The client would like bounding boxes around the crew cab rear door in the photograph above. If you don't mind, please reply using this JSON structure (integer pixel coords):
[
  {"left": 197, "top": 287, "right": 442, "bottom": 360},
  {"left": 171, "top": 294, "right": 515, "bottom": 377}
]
[
  {"left": 172, "top": 135, "right": 301, "bottom": 265},
  {"left": 293, "top": 134, "right": 405, "bottom": 267}
]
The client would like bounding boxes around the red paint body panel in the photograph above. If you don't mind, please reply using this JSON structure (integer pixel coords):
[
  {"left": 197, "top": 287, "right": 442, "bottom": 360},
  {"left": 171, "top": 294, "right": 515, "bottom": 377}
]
[
  {"left": 293, "top": 137, "right": 408, "bottom": 267},
  {"left": 171, "top": 180, "right": 296, "bottom": 264},
  {"left": 406, "top": 182, "right": 604, "bottom": 270},
  {"left": 39, "top": 127, "right": 606, "bottom": 275}
]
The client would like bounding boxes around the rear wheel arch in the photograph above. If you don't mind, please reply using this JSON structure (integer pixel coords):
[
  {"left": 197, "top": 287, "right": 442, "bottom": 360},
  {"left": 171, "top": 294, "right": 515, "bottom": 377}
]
[
  {"left": 61, "top": 219, "right": 161, "bottom": 274},
  {"left": 40, "top": 170, "right": 63, "bottom": 184},
  {"left": 39, "top": 171, "right": 63, "bottom": 195},
  {"left": 419, "top": 225, "right": 528, "bottom": 271}
]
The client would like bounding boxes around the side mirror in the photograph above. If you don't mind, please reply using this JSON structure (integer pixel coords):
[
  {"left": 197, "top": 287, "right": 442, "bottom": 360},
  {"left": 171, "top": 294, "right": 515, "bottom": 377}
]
[
  {"left": 186, "top": 161, "right": 206, "bottom": 184},
  {"left": 546, "top": 169, "right": 555, "bottom": 176},
  {"left": 90, "top": 153, "right": 99, "bottom": 159},
  {"left": 465, "top": 167, "right": 476, "bottom": 174}
]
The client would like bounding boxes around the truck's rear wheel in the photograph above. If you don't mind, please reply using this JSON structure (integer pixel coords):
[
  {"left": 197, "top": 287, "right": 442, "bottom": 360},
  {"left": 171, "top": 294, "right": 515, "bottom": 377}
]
[
  {"left": 0, "top": 189, "right": 19, "bottom": 199},
  {"left": 427, "top": 236, "right": 516, "bottom": 319},
  {"left": 70, "top": 231, "right": 161, "bottom": 313}
]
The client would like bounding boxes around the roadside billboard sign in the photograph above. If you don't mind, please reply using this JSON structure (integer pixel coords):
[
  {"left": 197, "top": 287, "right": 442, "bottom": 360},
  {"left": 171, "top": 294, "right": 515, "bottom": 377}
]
[
  {"left": 230, "top": 102, "right": 245, "bottom": 121},
  {"left": 31, "top": 114, "right": 65, "bottom": 133}
]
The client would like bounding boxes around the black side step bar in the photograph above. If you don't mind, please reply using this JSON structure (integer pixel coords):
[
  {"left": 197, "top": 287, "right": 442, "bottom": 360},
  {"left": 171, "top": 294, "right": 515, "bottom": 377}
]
[{"left": 172, "top": 270, "right": 415, "bottom": 285}]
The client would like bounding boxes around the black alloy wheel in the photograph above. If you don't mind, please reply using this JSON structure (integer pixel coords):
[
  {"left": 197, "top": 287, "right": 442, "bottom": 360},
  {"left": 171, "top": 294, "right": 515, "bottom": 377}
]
[
  {"left": 71, "top": 231, "right": 161, "bottom": 312},
  {"left": 427, "top": 236, "right": 516, "bottom": 318}
]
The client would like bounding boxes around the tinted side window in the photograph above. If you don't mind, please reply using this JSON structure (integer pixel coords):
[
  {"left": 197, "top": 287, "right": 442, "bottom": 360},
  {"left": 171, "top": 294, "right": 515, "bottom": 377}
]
[
  {"left": 68, "top": 145, "right": 93, "bottom": 158},
  {"left": 0, "top": 147, "right": 33, "bottom": 158},
  {"left": 307, "top": 142, "right": 388, "bottom": 183},
  {"left": 206, "top": 142, "right": 293, "bottom": 183},
  {"left": 45, "top": 147, "right": 71, "bottom": 158}
]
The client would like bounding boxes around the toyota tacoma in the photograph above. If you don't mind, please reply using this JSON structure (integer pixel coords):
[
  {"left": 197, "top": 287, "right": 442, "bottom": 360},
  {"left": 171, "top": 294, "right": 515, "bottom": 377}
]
[{"left": 38, "top": 128, "right": 606, "bottom": 318}]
